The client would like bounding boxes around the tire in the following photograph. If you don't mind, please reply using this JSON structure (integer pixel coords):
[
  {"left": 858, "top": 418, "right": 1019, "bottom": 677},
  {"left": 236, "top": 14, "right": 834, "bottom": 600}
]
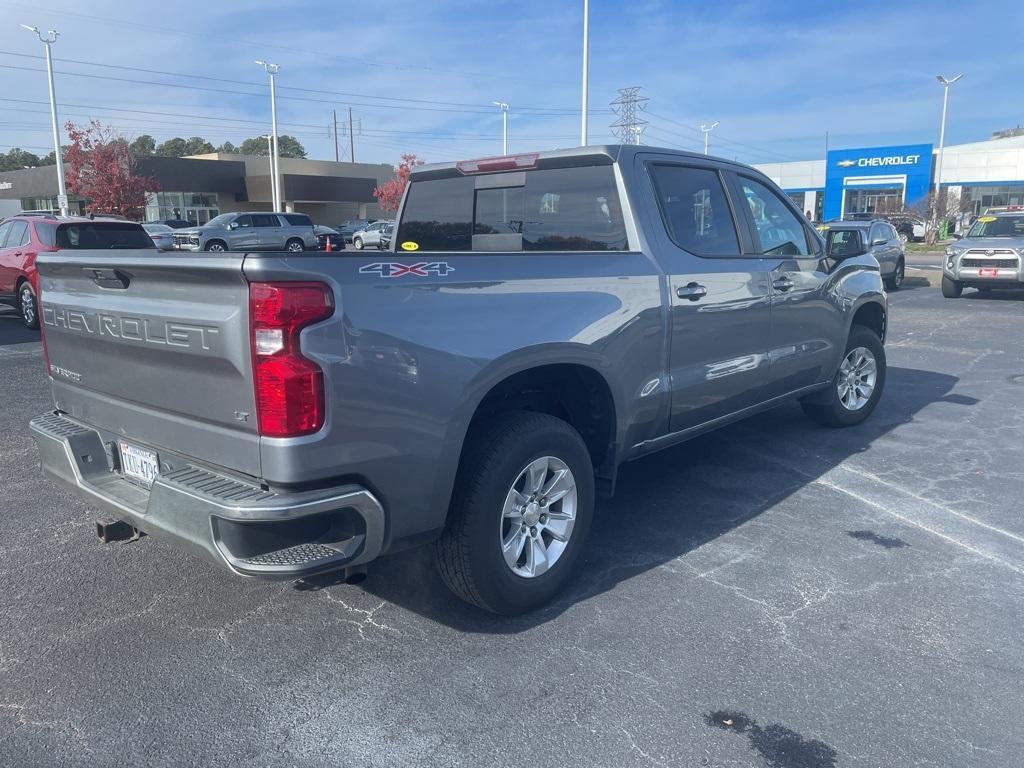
[
  {"left": 941, "top": 275, "right": 963, "bottom": 298},
  {"left": 17, "top": 281, "right": 39, "bottom": 330},
  {"left": 353, "top": 237, "right": 363, "bottom": 250},
  {"left": 434, "top": 411, "right": 595, "bottom": 615},
  {"left": 286, "top": 238, "right": 304, "bottom": 252},
  {"left": 801, "top": 325, "right": 886, "bottom": 428},
  {"left": 205, "top": 240, "right": 227, "bottom": 253},
  {"left": 885, "top": 259, "right": 905, "bottom": 291}
]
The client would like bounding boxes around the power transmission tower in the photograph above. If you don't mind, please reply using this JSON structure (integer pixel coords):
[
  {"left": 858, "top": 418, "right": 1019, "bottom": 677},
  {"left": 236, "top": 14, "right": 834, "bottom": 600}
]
[{"left": 610, "top": 87, "right": 648, "bottom": 145}]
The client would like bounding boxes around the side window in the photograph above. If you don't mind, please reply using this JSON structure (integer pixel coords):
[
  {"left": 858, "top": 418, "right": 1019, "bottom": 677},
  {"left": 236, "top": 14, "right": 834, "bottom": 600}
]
[
  {"left": 521, "top": 166, "right": 627, "bottom": 251},
  {"left": 868, "top": 224, "right": 884, "bottom": 244},
  {"left": 649, "top": 164, "right": 740, "bottom": 256},
  {"left": 739, "top": 176, "right": 811, "bottom": 256},
  {"left": 395, "top": 176, "right": 474, "bottom": 251},
  {"left": 283, "top": 214, "right": 311, "bottom": 227},
  {"left": 253, "top": 214, "right": 278, "bottom": 227},
  {"left": 6, "top": 221, "right": 28, "bottom": 249},
  {"left": 235, "top": 215, "right": 253, "bottom": 228},
  {"left": 0, "top": 221, "right": 12, "bottom": 247},
  {"left": 36, "top": 222, "right": 56, "bottom": 247},
  {"left": 888, "top": 224, "right": 899, "bottom": 241},
  {"left": 827, "top": 229, "right": 863, "bottom": 258}
]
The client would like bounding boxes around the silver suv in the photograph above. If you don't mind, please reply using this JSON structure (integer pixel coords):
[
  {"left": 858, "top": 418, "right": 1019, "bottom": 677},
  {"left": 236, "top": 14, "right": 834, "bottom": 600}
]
[
  {"left": 351, "top": 220, "right": 394, "bottom": 250},
  {"left": 943, "top": 210, "right": 1024, "bottom": 297},
  {"left": 173, "top": 212, "right": 317, "bottom": 253},
  {"left": 819, "top": 219, "right": 906, "bottom": 290}
]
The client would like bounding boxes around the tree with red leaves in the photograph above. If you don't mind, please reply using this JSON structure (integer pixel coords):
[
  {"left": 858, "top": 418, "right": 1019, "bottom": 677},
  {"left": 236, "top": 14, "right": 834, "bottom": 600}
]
[
  {"left": 373, "top": 153, "right": 425, "bottom": 212},
  {"left": 64, "top": 121, "right": 159, "bottom": 220}
]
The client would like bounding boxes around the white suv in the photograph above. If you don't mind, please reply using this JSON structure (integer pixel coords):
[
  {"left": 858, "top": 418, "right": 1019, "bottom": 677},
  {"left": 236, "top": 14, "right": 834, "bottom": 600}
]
[{"left": 352, "top": 220, "right": 394, "bottom": 250}]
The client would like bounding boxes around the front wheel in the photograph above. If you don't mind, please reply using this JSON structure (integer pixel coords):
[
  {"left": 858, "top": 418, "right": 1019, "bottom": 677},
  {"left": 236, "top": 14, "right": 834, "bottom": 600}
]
[
  {"left": 801, "top": 325, "right": 886, "bottom": 428},
  {"left": 434, "top": 411, "right": 595, "bottom": 615},
  {"left": 205, "top": 240, "right": 227, "bottom": 253},
  {"left": 941, "top": 275, "right": 963, "bottom": 298},
  {"left": 353, "top": 237, "right": 363, "bottom": 250},
  {"left": 18, "top": 281, "right": 39, "bottom": 330}
]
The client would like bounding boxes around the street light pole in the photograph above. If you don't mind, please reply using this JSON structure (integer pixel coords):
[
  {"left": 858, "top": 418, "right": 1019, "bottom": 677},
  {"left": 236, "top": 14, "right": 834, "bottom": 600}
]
[
  {"left": 256, "top": 60, "right": 281, "bottom": 211},
  {"left": 701, "top": 121, "right": 719, "bottom": 155},
  {"left": 22, "top": 25, "right": 68, "bottom": 216},
  {"left": 580, "top": 0, "right": 589, "bottom": 146},
  {"left": 933, "top": 74, "right": 963, "bottom": 231},
  {"left": 492, "top": 101, "right": 509, "bottom": 154}
]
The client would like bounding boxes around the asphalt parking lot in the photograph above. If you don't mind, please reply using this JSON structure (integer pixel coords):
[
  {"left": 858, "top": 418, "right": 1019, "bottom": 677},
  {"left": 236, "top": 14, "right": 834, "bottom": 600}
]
[{"left": 1, "top": 275, "right": 1023, "bottom": 768}]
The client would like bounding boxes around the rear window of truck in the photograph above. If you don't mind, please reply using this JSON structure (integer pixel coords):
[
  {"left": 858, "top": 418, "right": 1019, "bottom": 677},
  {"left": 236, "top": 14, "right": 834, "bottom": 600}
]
[
  {"left": 56, "top": 222, "right": 156, "bottom": 249},
  {"left": 396, "top": 165, "right": 628, "bottom": 252}
]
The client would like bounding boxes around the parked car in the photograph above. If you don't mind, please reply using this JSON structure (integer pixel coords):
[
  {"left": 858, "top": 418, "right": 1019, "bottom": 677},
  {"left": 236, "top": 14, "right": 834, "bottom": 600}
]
[
  {"left": 143, "top": 223, "right": 175, "bottom": 251},
  {"left": 942, "top": 210, "right": 1024, "bottom": 297},
  {"left": 336, "top": 219, "right": 377, "bottom": 244},
  {"left": 0, "top": 215, "right": 153, "bottom": 329},
  {"left": 818, "top": 219, "right": 905, "bottom": 289},
  {"left": 378, "top": 222, "right": 395, "bottom": 250},
  {"left": 31, "top": 145, "right": 888, "bottom": 615},
  {"left": 313, "top": 225, "right": 345, "bottom": 251},
  {"left": 842, "top": 212, "right": 925, "bottom": 243},
  {"left": 172, "top": 212, "right": 317, "bottom": 252},
  {"left": 156, "top": 219, "right": 192, "bottom": 229},
  {"left": 352, "top": 220, "right": 394, "bottom": 250}
]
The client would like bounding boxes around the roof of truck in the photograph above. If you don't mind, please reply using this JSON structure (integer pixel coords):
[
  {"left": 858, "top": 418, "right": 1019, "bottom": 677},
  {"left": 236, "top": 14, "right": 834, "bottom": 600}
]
[{"left": 411, "top": 144, "right": 760, "bottom": 180}]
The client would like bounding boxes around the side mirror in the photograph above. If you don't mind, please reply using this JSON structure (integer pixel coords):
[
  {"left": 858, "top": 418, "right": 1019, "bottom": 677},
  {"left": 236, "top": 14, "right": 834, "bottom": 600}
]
[
  {"left": 827, "top": 233, "right": 867, "bottom": 260},
  {"left": 227, "top": 221, "right": 239, "bottom": 230},
  {"left": 871, "top": 238, "right": 887, "bottom": 247},
  {"left": 951, "top": 232, "right": 963, "bottom": 240}
]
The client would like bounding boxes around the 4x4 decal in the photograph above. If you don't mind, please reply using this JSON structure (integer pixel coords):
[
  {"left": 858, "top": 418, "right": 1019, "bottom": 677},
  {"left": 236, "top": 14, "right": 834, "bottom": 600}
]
[{"left": 359, "top": 262, "right": 455, "bottom": 278}]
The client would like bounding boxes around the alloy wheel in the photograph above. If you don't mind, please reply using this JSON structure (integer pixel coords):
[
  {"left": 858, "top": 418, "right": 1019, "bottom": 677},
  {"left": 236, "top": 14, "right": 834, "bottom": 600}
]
[
  {"left": 19, "top": 285, "right": 35, "bottom": 327},
  {"left": 499, "top": 456, "right": 577, "bottom": 579},
  {"left": 837, "top": 347, "right": 877, "bottom": 411}
]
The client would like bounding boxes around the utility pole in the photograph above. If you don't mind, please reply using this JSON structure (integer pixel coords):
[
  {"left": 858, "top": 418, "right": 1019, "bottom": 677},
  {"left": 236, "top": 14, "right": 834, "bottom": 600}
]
[
  {"left": 255, "top": 60, "right": 281, "bottom": 211},
  {"left": 580, "top": 0, "right": 589, "bottom": 145},
  {"left": 610, "top": 87, "right": 648, "bottom": 145},
  {"left": 22, "top": 24, "right": 67, "bottom": 216},
  {"left": 492, "top": 101, "right": 509, "bottom": 154},
  {"left": 348, "top": 107, "right": 355, "bottom": 163},
  {"left": 700, "top": 121, "right": 719, "bottom": 155},
  {"left": 332, "top": 109, "right": 339, "bottom": 162},
  {"left": 934, "top": 74, "right": 963, "bottom": 231}
]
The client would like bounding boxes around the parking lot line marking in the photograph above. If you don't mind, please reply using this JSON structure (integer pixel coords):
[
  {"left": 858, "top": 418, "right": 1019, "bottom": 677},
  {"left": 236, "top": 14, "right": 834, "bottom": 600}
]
[{"left": 737, "top": 445, "right": 1024, "bottom": 574}]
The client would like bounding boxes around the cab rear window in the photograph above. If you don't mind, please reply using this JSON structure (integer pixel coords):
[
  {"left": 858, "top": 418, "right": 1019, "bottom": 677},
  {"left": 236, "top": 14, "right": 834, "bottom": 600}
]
[
  {"left": 56, "top": 222, "right": 155, "bottom": 249},
  {"left": 396, "top": 165, "right": 628, "bottom": 252}
]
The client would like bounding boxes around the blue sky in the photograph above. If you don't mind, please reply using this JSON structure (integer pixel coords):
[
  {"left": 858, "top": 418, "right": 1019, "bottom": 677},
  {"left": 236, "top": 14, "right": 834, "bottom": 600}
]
[{"left": 0, "top": 0, "right": 1021, "bottom": 167}]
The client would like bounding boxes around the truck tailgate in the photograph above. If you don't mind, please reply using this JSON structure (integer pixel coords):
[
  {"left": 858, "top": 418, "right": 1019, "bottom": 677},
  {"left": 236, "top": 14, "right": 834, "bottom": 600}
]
[{"left": 36, "top": 251, "right": 261, "bottom": 478}]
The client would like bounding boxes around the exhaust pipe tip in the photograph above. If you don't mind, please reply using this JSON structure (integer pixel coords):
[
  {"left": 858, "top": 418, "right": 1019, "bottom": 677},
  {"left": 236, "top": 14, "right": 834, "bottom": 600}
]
[
  {"left": 95, "top": 519, "right": 142, "bottom": 544},
  {"left": 343, "top": 564, "right": 368, "bottom": 585}
]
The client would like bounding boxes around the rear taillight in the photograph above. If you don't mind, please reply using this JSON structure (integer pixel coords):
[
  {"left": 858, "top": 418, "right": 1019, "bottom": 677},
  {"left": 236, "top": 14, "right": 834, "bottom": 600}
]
[{"left": 249, "top": 281, "right": 334, "bottom": 437}]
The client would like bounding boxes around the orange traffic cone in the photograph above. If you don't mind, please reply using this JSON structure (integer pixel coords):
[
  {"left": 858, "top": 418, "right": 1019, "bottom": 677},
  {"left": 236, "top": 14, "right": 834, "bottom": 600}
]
[{"left": 325, "top": 238, "right": 331, "bottom": 252}]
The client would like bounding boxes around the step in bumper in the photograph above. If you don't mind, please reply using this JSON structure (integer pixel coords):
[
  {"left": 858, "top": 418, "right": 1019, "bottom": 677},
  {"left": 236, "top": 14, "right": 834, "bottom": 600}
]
[{"left": 30, "top": 411, "right": 385, "bottom": 579}]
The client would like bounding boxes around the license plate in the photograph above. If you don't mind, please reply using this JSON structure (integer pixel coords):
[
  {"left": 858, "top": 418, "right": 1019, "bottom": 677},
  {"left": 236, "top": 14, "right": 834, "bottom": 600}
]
[
  {"left": 119, "top": 442, "right": 160, "bottom": 486},
  {"left": 979, "top": 268, "right": 999, "bottom": 277}
]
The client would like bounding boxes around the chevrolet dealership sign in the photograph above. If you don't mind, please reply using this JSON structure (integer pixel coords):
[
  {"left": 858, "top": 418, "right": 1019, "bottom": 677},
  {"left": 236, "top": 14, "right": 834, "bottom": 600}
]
[
  {"left": 824, "top": 143, "right": 933, "bottom": 220},
  {"left": 836, "top": 154, "right": 922, "bottom": 169}
]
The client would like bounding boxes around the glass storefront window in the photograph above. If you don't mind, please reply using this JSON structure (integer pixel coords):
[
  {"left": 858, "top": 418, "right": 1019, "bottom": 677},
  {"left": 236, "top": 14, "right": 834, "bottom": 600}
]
[
  {"left": 145, "top": 191, "right": 219, "bottom": 223},
  {"left": 961, "top": 185, "right": 1024, "bottom": 215}
]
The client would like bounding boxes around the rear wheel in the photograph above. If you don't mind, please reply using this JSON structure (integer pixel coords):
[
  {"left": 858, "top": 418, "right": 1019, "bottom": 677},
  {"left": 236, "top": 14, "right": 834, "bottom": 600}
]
[
  {"left": 435, "top": 411, "right": 595, "bottom": 615},
  {"left": 286, "top": 238, "right": 304, "bottom": 252},
  {"left": 205, "top": 240, "right": 227, "bottom": 253},
  {"left": 941, "top": 275, "right": 963, "bottom": 298},
  {"left": 801, "top": 325, "right": 886, "bottom": 428},
  {"left": 18, "top": 281, "right": 39, "bottom": 330},
  {"left": 353, "top": 237, "right": 364, "bottom": 250}
]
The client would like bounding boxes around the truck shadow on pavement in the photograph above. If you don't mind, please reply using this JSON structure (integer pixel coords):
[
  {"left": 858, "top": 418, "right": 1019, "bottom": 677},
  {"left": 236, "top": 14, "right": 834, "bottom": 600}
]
[
  {"left": 311, "top": 366, "right": 967, "bottom": 631},
  {"left": 0, "top": 310, "right": 39, "bottom": 347}
]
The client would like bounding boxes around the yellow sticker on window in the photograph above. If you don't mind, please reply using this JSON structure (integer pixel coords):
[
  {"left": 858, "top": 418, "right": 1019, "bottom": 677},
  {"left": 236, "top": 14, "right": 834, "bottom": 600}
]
[
  {"left": 816, "top": 225, "right": 830, "bottom": 231},
  {"left": 978, "top": 216, "right": 997, "bottom": 223},
  {"left": 401, "top": 241, "right": 419, "bottom": 251}
]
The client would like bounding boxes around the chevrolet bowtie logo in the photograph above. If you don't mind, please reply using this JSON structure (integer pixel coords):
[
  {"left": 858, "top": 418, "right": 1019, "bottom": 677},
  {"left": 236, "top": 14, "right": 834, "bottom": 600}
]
[{"left": 837, "top": 160, "right": 857, "bottom": 168}]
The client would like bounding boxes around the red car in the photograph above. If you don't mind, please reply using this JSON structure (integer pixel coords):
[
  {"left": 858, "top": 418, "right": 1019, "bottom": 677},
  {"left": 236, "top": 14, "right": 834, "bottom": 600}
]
[{"left": 0, "top": 214, "right": 154, "bottom": 329}]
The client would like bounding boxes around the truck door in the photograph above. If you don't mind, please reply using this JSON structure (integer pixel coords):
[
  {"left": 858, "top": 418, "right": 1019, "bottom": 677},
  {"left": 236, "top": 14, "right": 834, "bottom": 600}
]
[
  {"left": 731, "top": 173, "right": 844, "bottom": 398},
  {"left": 639, "top": 158, "right": 773, "bottom": 433}
]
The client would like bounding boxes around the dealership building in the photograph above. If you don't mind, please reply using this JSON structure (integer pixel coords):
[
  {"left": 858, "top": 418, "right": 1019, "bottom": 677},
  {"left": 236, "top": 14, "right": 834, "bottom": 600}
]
[
  {"left": 0, "top": 153, "right": 395, "bottom": 225},
  {"left": 754, "top": 133, "right": 1024, "bottom": 222}
]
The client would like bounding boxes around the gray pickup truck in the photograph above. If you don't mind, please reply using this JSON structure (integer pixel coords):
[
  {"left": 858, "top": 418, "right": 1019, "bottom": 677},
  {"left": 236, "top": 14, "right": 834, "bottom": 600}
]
[{"left": 31, "top": 146, "right": 888, "bottom": 614}]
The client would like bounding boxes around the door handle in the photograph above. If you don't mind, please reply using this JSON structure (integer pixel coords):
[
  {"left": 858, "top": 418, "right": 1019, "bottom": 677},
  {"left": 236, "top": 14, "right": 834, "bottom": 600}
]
[
  {"left": 772, "top": 276, "right": 795, "bottom": 292},
  {"left": 676, "top": 282, "right": 707, "bottom": 301}
]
